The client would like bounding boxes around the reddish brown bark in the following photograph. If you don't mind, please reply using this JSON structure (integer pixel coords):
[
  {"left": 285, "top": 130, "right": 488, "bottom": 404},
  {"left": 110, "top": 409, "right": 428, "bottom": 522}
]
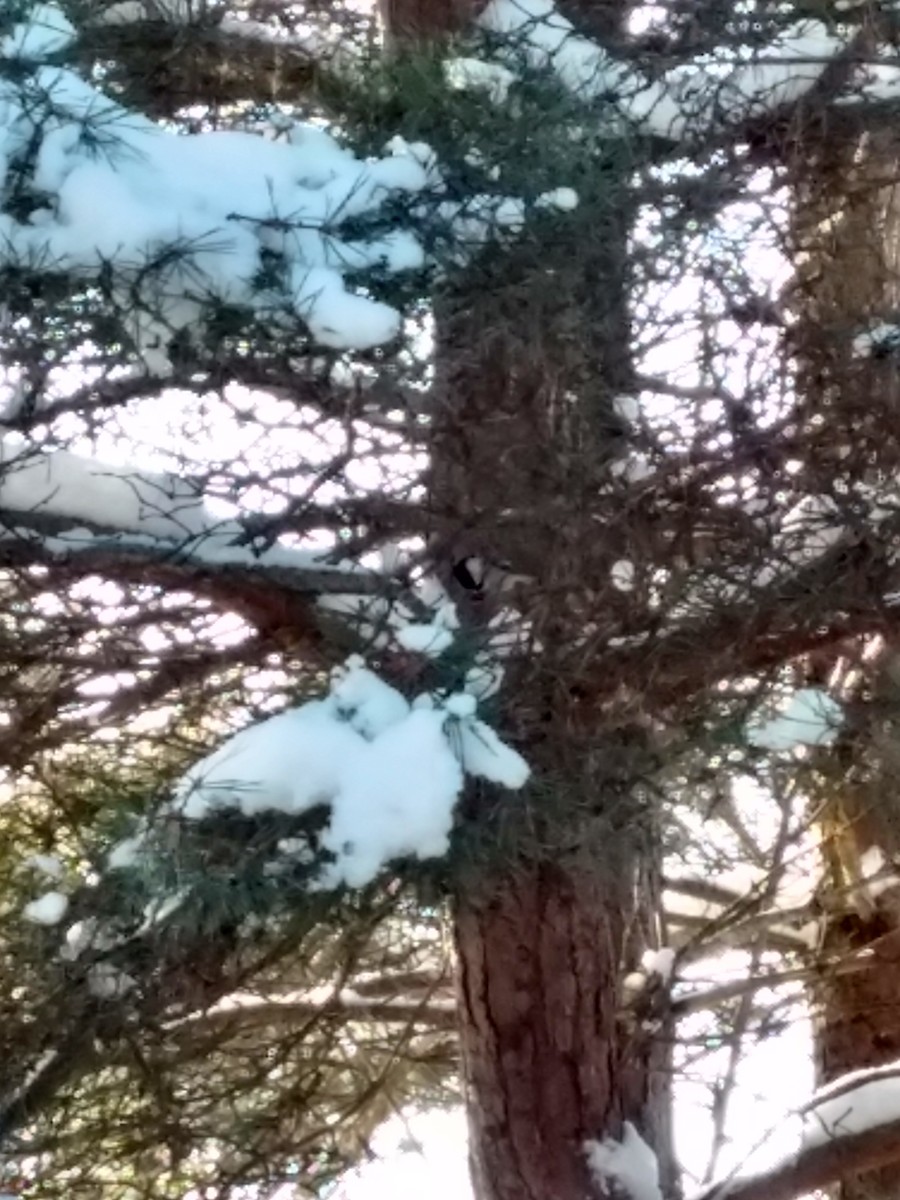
[
  {"left": 813, "top": 914, "right": 900, "bottom": 1200},
  {"left": 811, "top": 712, "right": 900, "bottom": 1200},
  {"left": 455, "top": 850, "right": 671, "bottom": 1200},
  {"left": 426, "top": 165, "right": 667, "bottom": 1200},
  {"left": 377, "top": 0, "right": 485, "bottom": 41}
]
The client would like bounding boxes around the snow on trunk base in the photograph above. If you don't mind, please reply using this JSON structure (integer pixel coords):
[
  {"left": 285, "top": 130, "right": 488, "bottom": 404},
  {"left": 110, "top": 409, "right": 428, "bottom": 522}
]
[{"left": 585, "top": 1122, "right": 663, "bottom": 1200}]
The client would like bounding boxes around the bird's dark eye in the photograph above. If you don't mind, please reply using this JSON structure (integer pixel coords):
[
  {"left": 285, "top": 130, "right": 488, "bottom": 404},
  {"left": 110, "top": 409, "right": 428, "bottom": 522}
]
[{"left": 452, "top": 557, "right": 484, "bottom": 591}]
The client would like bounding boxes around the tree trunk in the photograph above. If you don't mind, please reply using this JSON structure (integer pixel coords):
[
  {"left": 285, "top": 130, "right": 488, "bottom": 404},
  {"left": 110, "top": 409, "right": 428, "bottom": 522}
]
[
  {"left": 790, "top": 126, "right": 900, "bottom": 1200},
  {"left": 815, "top": 915, "right": 900, "bottom": 1200},
  {"left": 809, "top": 661, "right": 900, "bottom": 1200},
  {"left": 377, "top": 3, "right": 672, "bottom": 1196},
  {"left": 455, "top": 842, "right": 672, "bottom": 1200},
  {"left": 428, "top": 172, "right": 671, "bottom": 1200}
]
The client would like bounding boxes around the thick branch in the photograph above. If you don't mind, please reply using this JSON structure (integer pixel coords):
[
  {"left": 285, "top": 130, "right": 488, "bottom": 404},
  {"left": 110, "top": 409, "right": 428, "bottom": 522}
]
[
  {"left": 171, "top": 989, "right": 458, "bottom": 1032},
  {"left": 0, "top": 515, "right": 387, "bottom": 648},
  {"left": 697, "top": 1116, "right": 900, "bottom": 1200},
  {"left": 74, "top": 17, "right": 320, "bottom": 115},
  {"left": 592, "top": 526, "right": 897, "bottom": 709}
]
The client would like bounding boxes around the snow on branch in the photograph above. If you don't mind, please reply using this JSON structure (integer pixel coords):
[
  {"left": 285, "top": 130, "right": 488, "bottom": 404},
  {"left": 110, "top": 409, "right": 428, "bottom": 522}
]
[
  {"left": 0, "top": 4, "right": 586, "bottom": 376},
  {"left": 171, "top": 657, "right": 530, "bottom": 887},
  {"left": 0, "top": 6, "right": 433, "bottom": 370},
  {"left": 696, "top": 1063, "right": 900, "bottom": 1200},
  {"left": 94, "top": 1, "right": 200, "bottom": 23},
  {"left": 0, "top": 435, "right": 389, "bottom": 597},
  {"left": 801, "top": 1063, "right": 900, "bottom": 1150},
  {"left": 595, "top": 498, "right": 900, "bottom": 711},
  {"left": 1, "top": 2, "right": 74, "bottom": 57},
  {"left": 475, "top": 0, "right": 861, "bottom": 141},
  {"left": 0, "top": 520, "right": 377, "bottom": 595},
  {"left": 0, "top": 435, "right": 214, "bottom": 540},
  {"left": 169, "top": 986, "right": 458, "bottom": 1033},
  {"left": 3, "top": 657, "right": 529, "bottom": 1143}
]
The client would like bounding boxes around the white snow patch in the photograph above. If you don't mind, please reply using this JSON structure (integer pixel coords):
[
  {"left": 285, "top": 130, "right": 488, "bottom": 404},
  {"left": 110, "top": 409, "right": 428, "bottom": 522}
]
[
  {"left": 0, "top": 69, "right": 430, "bottom": 363},
  {"left": 318, "top": 707, "right": 464, "bottom": 888},
  {"left": 714, "top": 21, "right": 840, "bottom": 114},
  {"left": 610, "top": 452, "right": 653, "bottom": 484},
  {"left": 137, "top": 889, "right": 189, "bottom": 935},
  {"left": 777, "top": 494, "right": 845, "bottom": 563},
  {"left": 464, "top": 660, "right": 505, "bottom": 700},
  {"left": 451, "top": 714, "right": 530, "bottom": 788},
  {"left": 444, "top": 693, "right": 477, "bottom": 719},
  {"left": 535, "top": 187, "right": 579, "bottom": 211},
  {"left": 838, "top": 59, "right": 900, "bottom": 104},
  {"left": 320, "top": 575, "right": 459, "bottom": 659},
  {"left": 444, "top": 57, "right": 517, "bottom": 103},
  {"left": 23, "top": 890, "right": 69, "bottom": 926},
  {"left": 622, "top": 949, "right": 676, "bottom": 1004},
  {"left": 478, "top": 0, "right": 841, "bottom": 140},
  {"left": 613, "top": 394, "right": 640, "bottom": 423},
  {"left": 107, "top": 834, "right": 147, "bottom": 870},
  {"left": 276, "top": 837, "right": 315, "bottom": 863},
  {"left": 435, "top": 194, "right": 527, "bottom": 258},
  {"left": 641, "top": 947, "right": 676, "bottom": 982},
  {"left": 95, "top": 0, "right": 196, "bottom": 22},
  {"left": 479, "top": 0, "right": 625, "bottom": 97},
  {"left": 383, "top": 135, "right": 442, "bottom": 187},
  {"left": 462, "top": 606, "right": 535, "bottom": 700},
  {"left": 330, "top": 656, "right": 411, "bottom": 739},
  {"left": 87, "top": 961, "right": 137, "bottom": 999},
  {"left": 585, "top": 1121, "right": 663, "bottom": 1200},
  {"left": 0, "top": 438, "right": 210, "bottom": 538},
  {"left": 173, "top": 702, "right": 361, "bottom": 820},
  {"left": 1, "top": 4, "right": 76, "bottom": 60},
  {"left": 396, "top": 622, "right": 455, "bottom": 656},
  {"left": 174, "top": 658, "right": 529, "bottom": 889},
  {"left": 859, "top": 846, "right": 895, "bottom": 898},
  {"left": 622, "top": 970, "right": 648, "bottom": 999},
  {"left": 60, "top": 918, "right": 100, "bottom": 960},
  {"left": 853, "top": 322, "right": 900, "bottom": 357},
  {"left": 394, "top": 594, "right": 459, "bottom": 658}
]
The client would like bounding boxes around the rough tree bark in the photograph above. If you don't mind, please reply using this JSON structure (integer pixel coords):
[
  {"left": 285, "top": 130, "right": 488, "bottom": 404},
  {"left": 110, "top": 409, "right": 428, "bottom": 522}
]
[
  {"left": 427, "top": 239, "right": 671, "bottom": 1200},
  {"left": 809, "top": 674, "right": 900, "bottom": 1200},
  {"left": 454, "top": 838, "right": 671, "bottom": 1200}
]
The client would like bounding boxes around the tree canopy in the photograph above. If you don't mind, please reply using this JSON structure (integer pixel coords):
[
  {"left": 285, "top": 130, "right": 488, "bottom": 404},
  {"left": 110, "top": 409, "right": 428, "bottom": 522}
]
[{"left": 6, "top": 2, "right": 900, "bottom": 1200}]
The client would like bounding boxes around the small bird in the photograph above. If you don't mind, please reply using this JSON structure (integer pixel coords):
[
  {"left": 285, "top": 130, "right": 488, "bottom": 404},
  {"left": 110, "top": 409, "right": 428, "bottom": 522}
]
[{"left": 451, "top": 555, "right": 533, "bottom": 601}]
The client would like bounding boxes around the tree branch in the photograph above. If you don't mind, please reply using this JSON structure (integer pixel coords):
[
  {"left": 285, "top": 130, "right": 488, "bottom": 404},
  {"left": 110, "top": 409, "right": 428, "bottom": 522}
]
[
  {"left": 695, "top": 1114, "right": 900, "bottom": 1200},
  {"left": 169, "top": 988, "right": 458, "bottom": 1033},
  {"left": 74, "top": 16, "right": 321, "bottom": 116},
  {"left": 0, "top": 515, "right": 390, "bottom": 650},
  {"left": 590, "top": 520, "right": 900, "bottom": 708}
]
